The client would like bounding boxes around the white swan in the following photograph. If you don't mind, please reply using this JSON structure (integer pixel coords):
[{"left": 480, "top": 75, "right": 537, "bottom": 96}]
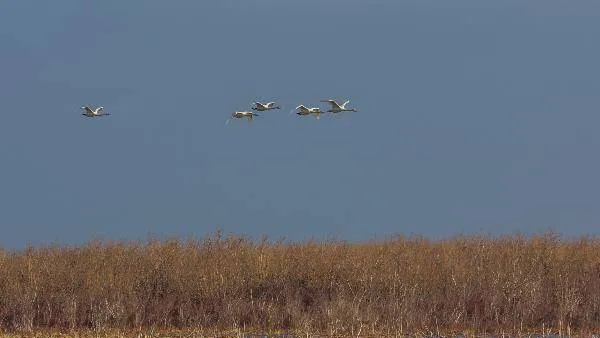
[
  {"left": 81, "top": 106, "right": 110, "bottom": 117},
  {"left": 226, "top": 111, "right": 260, "bottom": 124},
  {"left": 292, "top": 105, "right": 324, "bottom": 119},
  {"left": 252, "top": 101, "right": 281, "bottom": 111},
  {"left": 320, "top": 99, "right": 358, "bottom": 113}
]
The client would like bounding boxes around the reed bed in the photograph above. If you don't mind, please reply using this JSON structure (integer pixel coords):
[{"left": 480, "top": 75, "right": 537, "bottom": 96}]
[{"left": 1, "top": 231, "right": 599, "bottom": 336}]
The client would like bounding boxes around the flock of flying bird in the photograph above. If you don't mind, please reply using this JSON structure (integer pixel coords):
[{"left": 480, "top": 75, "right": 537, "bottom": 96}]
[
  {"left": 226, "top": 99, "right": 359, "bottom": 124},
  {"left": 80, "top": 99, "right": 359, "bottom": 124}
]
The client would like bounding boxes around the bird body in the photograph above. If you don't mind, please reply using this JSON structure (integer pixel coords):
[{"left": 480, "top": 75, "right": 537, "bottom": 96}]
[
  {"left": 320, "top": 99, "right": 358, "bottom": 113},
  {"left": 294, "top": 105, "right": 324, "bottom": 119},
  {"left": 81, "top": 106, "right": 110, "bottom": 117},
  {"left": 226, "top": 111, "right": 260, "bottom": 124},
  {"left": 252, "top": 101, "right": 281, "bottom": 111}
]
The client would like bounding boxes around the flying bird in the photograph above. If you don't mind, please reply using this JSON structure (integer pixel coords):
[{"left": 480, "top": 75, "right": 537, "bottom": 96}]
[
  {"left": 292, "top": 105, "right": 324, "bottom": 120},
  {"left": 81, "top": 106, "right": 110, "bottom": 117},
  {"left": 226, "top": 111, "right": 260, "bottom": 124},
  {"left": 320, "top": 99, "right": 358, "bottom": 113},
  {"left": 252, "top": 101, "right": 281, "bottom": 111}
]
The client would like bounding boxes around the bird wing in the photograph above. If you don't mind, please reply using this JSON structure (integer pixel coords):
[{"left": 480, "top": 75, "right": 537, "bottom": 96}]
[
  {"left": 296, "top": 105, "right": 309, "bottom": 113},
  {"left": 254, "top": 102, "right": 266, "bottom": 109},
  {"left": 320, "top": 100, "right": 342, "bottom": 110},
  {"left": 342, "top": 100, "right": 350, "bottom": 108},
  {"left": 265, "top": 102, "right": 275, "bottom": 108},
  {"left": 82, "top": 106, "right": 94, "bottom": 115},
  {"left": 96, "top": 107, "right": 104, "bottom": 115}
]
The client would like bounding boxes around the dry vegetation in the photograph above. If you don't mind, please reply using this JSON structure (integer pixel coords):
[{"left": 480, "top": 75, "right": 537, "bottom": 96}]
[{"left": 1, "top": 231, "right": 599, "bottom": 336}]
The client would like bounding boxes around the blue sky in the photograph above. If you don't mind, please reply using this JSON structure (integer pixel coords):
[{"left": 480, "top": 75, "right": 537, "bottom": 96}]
[{"left": 1, "top": 0, "right": 600, "bottom": 250}]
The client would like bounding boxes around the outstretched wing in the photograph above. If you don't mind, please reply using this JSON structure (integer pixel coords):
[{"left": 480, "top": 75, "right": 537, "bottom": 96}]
[
  {"left": 296, "top": 105, "right": 309, "bottom": 113},
  {"left": 320, "top": 100, "right": 342, "bottom": 110},
  {"left": 81, "top": 106, "right": 94, "bottom": 115},
  {"left": 254, "top": 102, "right": 266, "bottom": 109},
  {"left": 96, "top": 107, "right": 104, "bottom": 115},
  {"left": 342, "top": 100, "right": 350, "bottom": 108},
  {"left": 265, "top": 102, "right": 276, "bottom": 108}
]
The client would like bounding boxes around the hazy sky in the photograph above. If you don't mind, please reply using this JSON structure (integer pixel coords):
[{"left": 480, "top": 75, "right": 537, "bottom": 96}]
[{"left": 1, "top": 0, "right": 600, "bottom": 250}]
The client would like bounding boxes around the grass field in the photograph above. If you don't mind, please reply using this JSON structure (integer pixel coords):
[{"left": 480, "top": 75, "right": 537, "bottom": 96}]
[{"left": 1, "top": 231, "right": 599, "bottom": 336}]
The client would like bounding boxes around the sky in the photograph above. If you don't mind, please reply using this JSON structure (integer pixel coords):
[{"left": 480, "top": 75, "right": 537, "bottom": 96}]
[{"left": 1, "top": 0, "right": 600, "bottom": 250}]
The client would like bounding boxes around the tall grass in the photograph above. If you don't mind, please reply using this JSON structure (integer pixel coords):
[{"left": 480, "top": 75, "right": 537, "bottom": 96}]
[{"left": 0, "top": 231, "right": 599, "bottom": 335}]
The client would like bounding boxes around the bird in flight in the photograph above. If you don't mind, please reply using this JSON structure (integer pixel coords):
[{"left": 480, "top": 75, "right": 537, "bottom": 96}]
[
  {"left": 320, "top": 99, "right": 358, "bottom": 113},
  {"left": 81, "top": 106, "right": 110, "bottom": 118},
  {"left": 252, "top": 101, "right": 281, "bottom": 111},
  {"left": 226, "top": 111, "right": 260, "bottom": 124},
  {"left": 292, "top": 105, "right": 324, "bottom": 120}
]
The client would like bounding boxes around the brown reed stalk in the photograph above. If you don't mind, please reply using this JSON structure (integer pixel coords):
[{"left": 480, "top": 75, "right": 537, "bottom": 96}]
[{"left": 0, "top": 231, "right": 599, "bottom": 335}]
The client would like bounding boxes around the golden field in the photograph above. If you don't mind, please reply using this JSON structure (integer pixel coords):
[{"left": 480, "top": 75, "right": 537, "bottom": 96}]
[{"left": 1, "top": 231, "right": 599, "bottom": 337}]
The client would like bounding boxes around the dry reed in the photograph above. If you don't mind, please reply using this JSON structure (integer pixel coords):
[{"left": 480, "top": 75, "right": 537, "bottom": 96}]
[{"left": 1, "top": 231, "right": 599, "bottom": 336}]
